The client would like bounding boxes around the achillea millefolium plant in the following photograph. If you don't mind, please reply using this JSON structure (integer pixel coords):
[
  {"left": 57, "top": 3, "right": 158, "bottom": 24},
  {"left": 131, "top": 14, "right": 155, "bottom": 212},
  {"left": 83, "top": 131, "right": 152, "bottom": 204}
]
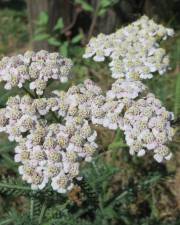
[{"left": 0, "top": 16, "right": 178, "bottom": 225}]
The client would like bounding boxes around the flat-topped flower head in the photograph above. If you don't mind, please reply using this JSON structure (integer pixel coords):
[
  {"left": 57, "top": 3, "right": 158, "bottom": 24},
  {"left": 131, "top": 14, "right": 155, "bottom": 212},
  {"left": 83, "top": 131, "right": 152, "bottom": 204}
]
[
  {"left": 0, "top": 89, "right": 98, "bottom": 193},
  {"left": 84, "top": 16, "right": 174, "bottom": 81},
  {"left": 0, "top": 50, "right": 73, "bottom": 95},
  {"left": 91, "top": 79, "right": 147, "bottom": 130},
  {"left": 123, "top": 93, "right": 174, "bottom": 162},
  {"left": 0, "top": 15, "right": 175, "bottom": 194},
  {"left": 14, "top": 120, "right": 97, "bottom": 192},
  {"left": 0, "top": 95, "right": 39, "bottom": 141},
  {"left": 52, "top": 79, "right": 103, "bottom": 123}
]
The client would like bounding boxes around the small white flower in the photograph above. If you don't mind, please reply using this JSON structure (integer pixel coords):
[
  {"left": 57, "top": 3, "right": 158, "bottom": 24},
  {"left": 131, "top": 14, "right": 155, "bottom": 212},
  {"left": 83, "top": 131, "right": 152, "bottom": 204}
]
[
  {"left": 87, "top": 131, "right": 97, "bottom": 142},
  {"left": 29, "top": 81, "right": 36, "bottom": 90},
  {"left": 93, "top": 55, "right": 105, "bottom": 62},
  {"left": 153, "top": 154, "right": 163, "bottom": 163},
  {"left": 137, "top": 149, "right": 146, "bottom": 157},
  {"left": 165, "top": 152, "right": 173, "bottom": 160}
]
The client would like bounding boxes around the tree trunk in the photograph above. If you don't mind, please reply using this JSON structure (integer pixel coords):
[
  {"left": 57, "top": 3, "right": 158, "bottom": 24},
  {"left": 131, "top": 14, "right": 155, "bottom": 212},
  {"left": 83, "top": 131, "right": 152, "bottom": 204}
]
[{"left": 26, "top": 0, "right": 72, "bottom": 51}]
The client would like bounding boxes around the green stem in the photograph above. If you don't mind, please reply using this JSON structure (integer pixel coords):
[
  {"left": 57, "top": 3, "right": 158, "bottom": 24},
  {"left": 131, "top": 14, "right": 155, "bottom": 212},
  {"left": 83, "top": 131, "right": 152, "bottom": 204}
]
[
  {"left": 174, "top": 73, "right": 180, "bottom": 118},
  {"left": 38, "top": 202, "right": 47, "bottom": 224},
  {"left": 30, "top": 198, "right": 34, "bottom": 220},
  {"left": 105, "top": 190, "right": 129, "bottom": 207},
  {"left": 22, "top": 86, "right": 35, "bottom": 98},
  {"left": 92, "top": 161, "right": 100, "bottom": 176},
  {"left": 59, "top": 200, "right": 70, "bottom": 210},
  {"left": 98, "top": 195, "right": 108, "bottom": 225},
  {"left": 34, "top": 90, "right": 38, "bottom": 99}
]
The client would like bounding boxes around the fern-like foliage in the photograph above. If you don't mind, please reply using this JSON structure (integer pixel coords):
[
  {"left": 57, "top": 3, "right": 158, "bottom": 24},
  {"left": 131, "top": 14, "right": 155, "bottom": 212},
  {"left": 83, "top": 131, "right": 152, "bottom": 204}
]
[
  {"left": 0, "top": 158, "right": 175, "bottom": 225},
  {"left": 0, "top": 176, "right": 31, "bottom": 197},
  {"left": 0, "top": 210, "right": 38, "bottom": 225},
  {"left": 0, "top": 176, "right": 66, "bottom": 203}
]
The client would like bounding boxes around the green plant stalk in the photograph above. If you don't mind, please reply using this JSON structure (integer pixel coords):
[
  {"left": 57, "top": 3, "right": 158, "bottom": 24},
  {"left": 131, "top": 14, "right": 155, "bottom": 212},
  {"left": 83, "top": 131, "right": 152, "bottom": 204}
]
[
  {"left": 38, "top": 202, "right": 47, "bottom": 224},
  {"left": 22, "top": 86, "right": 36, "bottom": 98},
  {"left": 92, "top": 161, "right": 100, "bottom": 176},
  {"left": 106, "top": 190, "right": 129, "bottom": 208},
  {"left": 174, "top": 73, "right": 180, "bottom": 118},
  {"left": 30, "top": 198, "right": 34, "bottom": 220}
]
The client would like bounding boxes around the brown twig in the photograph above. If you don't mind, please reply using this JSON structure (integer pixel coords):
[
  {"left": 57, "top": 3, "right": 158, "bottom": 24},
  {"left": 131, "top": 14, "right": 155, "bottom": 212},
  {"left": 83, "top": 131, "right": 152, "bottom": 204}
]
[
  {"left": 87, "top": 0, "right": 101, "bottom": 42},
  {"left": 61, "top": 9, "right": 80, "bottom": 34}
]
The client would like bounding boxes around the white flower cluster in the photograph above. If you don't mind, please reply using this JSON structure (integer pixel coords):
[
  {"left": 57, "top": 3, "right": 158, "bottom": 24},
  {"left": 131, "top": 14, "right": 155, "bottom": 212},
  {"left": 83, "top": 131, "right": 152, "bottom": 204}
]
[
  {"left": 84, "top": 16, "right": 175, "bottom": 162},
  {"left": 106, "top": 79, "right": 147, "bottom": 100},
  {"left": 0, "top": 16, "right": 175, "bottom": 193},
  {"left": 51, "top": 79, "right": 146, "bottom": 131},
  {"left": 91, "top": 79, "right": 147, "bottom": 130},
  {"left": 0, "top": 82, "right": 98, "bottom": 192},
  {"left": 15, "top": 120, "right": 97, "bottom": 192},
  {"left": 0, "top": 50, "right": 73, "bottom": 95},
  {"left": 52, "top": 79, "right": 103, "bottom": 123},
  {"left": 123, "top": 93, "right": 174, "bottom": 162},
  {"left": 83, "top": 16, "right": 174, "bottom": 80},
  {"left": 0, "top": 95, "right": 37, "bottom": 142}
]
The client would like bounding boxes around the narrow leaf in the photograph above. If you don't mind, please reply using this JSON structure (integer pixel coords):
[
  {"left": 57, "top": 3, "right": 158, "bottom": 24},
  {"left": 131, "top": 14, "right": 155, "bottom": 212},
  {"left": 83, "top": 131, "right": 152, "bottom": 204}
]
[
  {"left": 48, "top": 37, "right": 61, "bottom": 46},
  {"left": 33, "top": 33, "right": 50, "bottom": 41},
  {"left": 59, "top": 42, "right": 69, "bottom": 57},
  {"left": 54, "top": 18, "right": 64, "bottom": 31},
  {"left": 71, "top": 33, "right": 83, "bottom": 44},
  {"left": 75, "top": 0, "right": 93, "bottom": 12}
]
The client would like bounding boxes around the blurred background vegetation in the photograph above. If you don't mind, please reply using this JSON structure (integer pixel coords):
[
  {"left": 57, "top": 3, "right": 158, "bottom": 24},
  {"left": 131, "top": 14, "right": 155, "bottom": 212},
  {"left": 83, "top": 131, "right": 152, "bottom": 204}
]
[{"left": 0, "top": 0, "right": 179, "bottom": 224}]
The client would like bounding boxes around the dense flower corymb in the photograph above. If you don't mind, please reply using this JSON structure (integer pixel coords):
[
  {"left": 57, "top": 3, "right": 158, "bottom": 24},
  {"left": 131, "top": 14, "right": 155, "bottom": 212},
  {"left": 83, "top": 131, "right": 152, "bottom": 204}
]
[
  {"left": 16, "top": 120, "right": 97, "bottom": 192},
  {"left": 91, "top": 79, "right": 147, "bottom": 130},
  {"left": 0, "top": 81, "right": 99, "bottom": 193},
  {"left": 83, "top": 15, "right": 174, "bottom": 80},
  {"left": 123, "top": 93, "right": 175, "bottom": 162},
  {"left": 0, "top": 15, "right": 176, "bottom": 194},
  {"left": 0, "top": 50, "right": 73, "bottom": 95},
  {"left": 52, "top": 79, "right": 103, "bottom": 123},
  {"left": 84, "top": 15, "right": 175, "bottom": 162}
]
